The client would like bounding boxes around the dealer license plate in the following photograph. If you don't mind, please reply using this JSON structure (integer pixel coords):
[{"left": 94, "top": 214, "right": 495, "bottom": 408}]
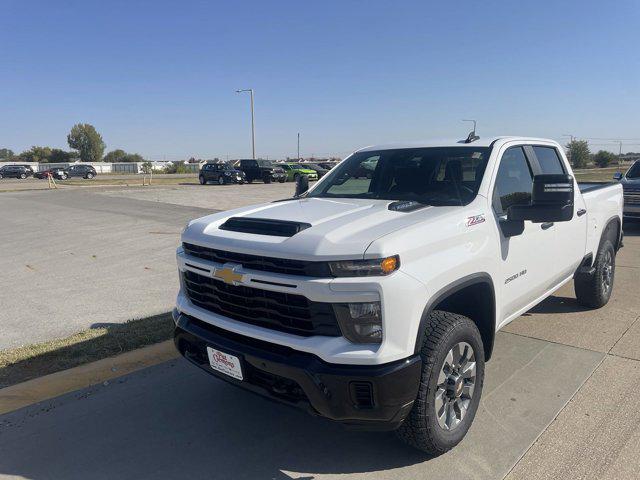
[{"left": 206, "top": 347, "right": 243, "bottom": 380}]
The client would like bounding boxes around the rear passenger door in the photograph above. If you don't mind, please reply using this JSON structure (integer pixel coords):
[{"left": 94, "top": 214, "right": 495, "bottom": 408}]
[
  {"left": 492, "top": 146, "right": 558, "bottom": 323},
  {"left": 530, "top": 145, "right": 587, "bottom": 279}
]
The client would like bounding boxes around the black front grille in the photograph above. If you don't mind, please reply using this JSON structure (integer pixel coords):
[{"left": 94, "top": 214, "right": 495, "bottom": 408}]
[
  {"left": 624, "top": 187, "right": 640, "bottom": 205},
  {"left": 183, "top": 270, "right": 341, "bottom": 337},
  {"left": 183, "top": 242, "right": 332, "bottom": 277}
]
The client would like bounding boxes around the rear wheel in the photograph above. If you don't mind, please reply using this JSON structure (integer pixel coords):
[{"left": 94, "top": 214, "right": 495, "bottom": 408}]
[
  {"left": 263, "top": 175, "right": 271, "bottom": 184},
  {"left": 60, "top": 174, "right": 68, "bottom": 180},
  {"left": 396, "top": 310, "right": 484, "bottom": 454},
  {"left": 575, "top": 239, "right": 616, "bottom": 308}
]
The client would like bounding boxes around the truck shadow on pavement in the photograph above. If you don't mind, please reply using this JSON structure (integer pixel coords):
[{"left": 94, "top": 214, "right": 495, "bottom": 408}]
[
  {"left": 0, "top": 359, "right": 431, "bottom": 479},
  {"left": 525, "top": 295, "right": 590, "bottom": 315}
]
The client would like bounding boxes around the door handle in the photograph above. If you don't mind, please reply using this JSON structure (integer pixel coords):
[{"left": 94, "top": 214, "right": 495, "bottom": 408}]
[
  {"left": 541, "top": 222, "right": 554, "bottom": 230},
  {"left": 577, "top": 209, "right": 587, "bottom": 217}
]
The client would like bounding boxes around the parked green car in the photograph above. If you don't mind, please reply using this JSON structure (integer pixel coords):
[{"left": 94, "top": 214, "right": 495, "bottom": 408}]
[{"left": 281, "top": 163, "right": 319, "bottom": 182}]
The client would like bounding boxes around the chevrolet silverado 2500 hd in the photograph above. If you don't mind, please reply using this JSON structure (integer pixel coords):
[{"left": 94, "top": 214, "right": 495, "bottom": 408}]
[{"left": 174, "top": 136, "right": 623, "bottom": 453}]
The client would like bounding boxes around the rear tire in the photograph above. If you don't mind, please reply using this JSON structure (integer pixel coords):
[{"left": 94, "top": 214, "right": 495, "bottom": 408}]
[
  {"left": 396, "top": 310, "right": 484, "bottom": 455},
  {"left": 263, "top": 175, "right": 271, "bottom": 184},
  {"left": 575, "top": 239, "right": 615, "bottom": 308}
]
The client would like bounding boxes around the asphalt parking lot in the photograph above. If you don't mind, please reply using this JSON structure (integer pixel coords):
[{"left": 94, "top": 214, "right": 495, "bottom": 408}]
[
  {"left": 1, "top": 182, "right": 639, "bottom": 479},
  {"left": 0, "top": 180, "right": 295, "bottom": 349}
]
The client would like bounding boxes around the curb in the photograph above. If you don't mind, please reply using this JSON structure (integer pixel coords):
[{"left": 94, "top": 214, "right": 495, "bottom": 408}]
[{"left": 0, "top": 340, "right": 179, "bottom": 415}]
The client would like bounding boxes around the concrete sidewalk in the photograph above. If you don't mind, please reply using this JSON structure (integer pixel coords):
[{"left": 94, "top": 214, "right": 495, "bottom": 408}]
[{"left": 0, "top": 332, "right": 602, "bottom": 480}]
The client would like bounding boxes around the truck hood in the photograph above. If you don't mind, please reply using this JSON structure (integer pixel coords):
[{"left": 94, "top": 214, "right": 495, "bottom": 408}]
[{"left": 182, "top": 197, "right": 454, "bottom": 260}]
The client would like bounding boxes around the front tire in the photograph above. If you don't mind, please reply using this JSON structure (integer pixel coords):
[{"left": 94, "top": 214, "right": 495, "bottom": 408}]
[
  {"left": 86, "top": 173, "right": 94, "bottom": 179},
  {"left": 575, "top": 239, "right": 615, "bottom": 308},
  {"left": 396, "top": 311, "right": 484, "bottom": 455},
  {"left": 199, "top": 175, "right": 206, "bottom": 185},
  {"left": 20, "top": 173, "right": 26, "bottom": 179},
  {"left": 218, "top": 176, "right": 225, "bottom": 185}
]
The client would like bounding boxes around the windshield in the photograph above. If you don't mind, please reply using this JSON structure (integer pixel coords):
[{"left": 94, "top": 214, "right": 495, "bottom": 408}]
[
  {"left": 257, "top": 160, "right": 273, "bottom": 167},
  {"left": 627, "top": 161, "right": 640, "bottom": 179},
  {"left": 307, "top": 147, "right": 491, "bottom": 206}
]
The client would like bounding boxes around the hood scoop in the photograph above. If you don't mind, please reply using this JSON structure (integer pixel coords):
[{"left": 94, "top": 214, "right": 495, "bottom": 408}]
[
  {"left": 219, "top": 217, "right": 311, "bottom": 237},
  {"left": 388, "top": 200, "right": 429, "bottom": 212}
]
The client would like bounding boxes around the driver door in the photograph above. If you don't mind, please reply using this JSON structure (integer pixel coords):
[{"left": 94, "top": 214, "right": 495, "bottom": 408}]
[{"left": 493, "top": 145, "right": 558, "bottom": 324}]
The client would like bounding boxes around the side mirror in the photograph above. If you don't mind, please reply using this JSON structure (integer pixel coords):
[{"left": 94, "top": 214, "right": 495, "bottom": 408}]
[
  {"left": 508, "top": 174, "right": 574, "bottom": 223},
  {"left": 295, "top": 174, "right": 309, "bottom": 197},
  {"left": 613, "top": 172, "right": 623, "bottom": 181}
]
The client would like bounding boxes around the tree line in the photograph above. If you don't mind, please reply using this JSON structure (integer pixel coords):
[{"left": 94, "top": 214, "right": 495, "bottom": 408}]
[
  {"left": 565, "top": 140, "right": 620, "bottom": 169},
  {"left": 0, "top": 124, "right": 145, "bottom": 163}
]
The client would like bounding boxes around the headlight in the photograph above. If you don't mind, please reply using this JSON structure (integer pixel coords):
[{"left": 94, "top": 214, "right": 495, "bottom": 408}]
[
  {"left": 333, "top": 302, "right": 382, "bottom": 343},
  {"left": 328, "top": 255, "right": 399, "bottom": 277}
]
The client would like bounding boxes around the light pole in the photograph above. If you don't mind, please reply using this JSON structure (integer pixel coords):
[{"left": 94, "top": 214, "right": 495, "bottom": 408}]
[
  {"left": 297, "top": 132, "right": 300, "bottom": 161},
  {"left": 236, "top": 88, "right": 255, "bottom": 159}
]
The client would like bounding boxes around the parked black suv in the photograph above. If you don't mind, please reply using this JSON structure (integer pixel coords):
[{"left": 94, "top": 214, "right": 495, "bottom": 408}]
[
  {"left": 236, "top": 159, "right": 286, "bottom": 183},
  {"left": 199, "top": 163, "right": 246, "bottom": 185},
  {"left": 0, "top": 165, "right": 34, "bottom": 179},
  {"left": 60, "top": 164, "right": 97, "bottom": 179}
]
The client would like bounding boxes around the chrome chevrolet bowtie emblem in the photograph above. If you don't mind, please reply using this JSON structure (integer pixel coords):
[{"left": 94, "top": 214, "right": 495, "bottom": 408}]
[{"left": 213, "top": 264, "right": 244, "bottom": 285}]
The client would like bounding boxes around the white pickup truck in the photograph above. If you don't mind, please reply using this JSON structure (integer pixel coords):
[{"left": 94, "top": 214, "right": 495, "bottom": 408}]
[{"left": 173, "top": 136, "right": 623, "bottom": 453}]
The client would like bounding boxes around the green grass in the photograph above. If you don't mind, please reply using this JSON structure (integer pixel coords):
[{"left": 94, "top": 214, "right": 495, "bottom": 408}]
[
  {"left": 62, "top": 176, "right": 198, "bottom": 187},
  {"left": 573, "top": 166, "right": 622, "bottom": 182},
  {"left": 0, "top": 313, "right": 174, "bottom": 389}
]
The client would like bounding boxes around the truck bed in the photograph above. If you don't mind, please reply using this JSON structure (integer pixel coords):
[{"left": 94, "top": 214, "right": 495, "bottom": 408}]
[
  {"left": 578, "top": 181, "right": 623, "bottom": 258},
  {"left": 578, "top": 181, "right": 617, "bottom": 193}
]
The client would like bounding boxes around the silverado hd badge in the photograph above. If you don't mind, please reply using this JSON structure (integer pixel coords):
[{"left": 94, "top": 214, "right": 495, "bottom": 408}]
[{"left": 213, "top": 264, "right": 244, "bottom": 285}]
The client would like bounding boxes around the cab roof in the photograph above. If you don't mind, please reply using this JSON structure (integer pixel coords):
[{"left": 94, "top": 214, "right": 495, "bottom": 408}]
[{"left": 357, "top": 136, "right": 560, "bottom": 152}]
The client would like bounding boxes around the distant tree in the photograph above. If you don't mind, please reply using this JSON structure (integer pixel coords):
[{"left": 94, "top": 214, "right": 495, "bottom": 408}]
[
  {"left": 103, "top": 149, "right": 127, "bottom": 163},
  {"left": 18, "top": 146, "right": 52, "bottom": 162},
  {"left": 103, "top": 149, "right": 145, "bottom": 163},
  {"left": 0, "top": 148, "right": 14, "bottom": 160},
  {"left": 67, "top": 123, "right": 106, "bottom": 162},
  {"left": 141, "top": 161, "right": 153, "bottom": 174},
  {"left": 594, "top": 150, "right": 617, "bottom": 168},
  {"left": 566, "top": 140, "right": 590, "bottom": 169},
  {"left": 49, "top": 148, "right": 75, "bottom": 163},
  {"left": 123, "top": 153, "right": 144, "bottom": 162}
]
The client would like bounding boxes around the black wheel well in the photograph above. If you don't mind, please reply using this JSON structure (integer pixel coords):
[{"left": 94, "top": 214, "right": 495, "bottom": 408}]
[
  {"left": 602, "top": 216, "right": 622, "bottom": 251},
  {"left": 416, "top": 275, "right": 496, "bottom": 361}
]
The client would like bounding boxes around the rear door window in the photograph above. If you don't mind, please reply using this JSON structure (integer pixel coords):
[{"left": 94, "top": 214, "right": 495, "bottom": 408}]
[{"left": 532, "top": 146, "right": 565, "bottom": 174}]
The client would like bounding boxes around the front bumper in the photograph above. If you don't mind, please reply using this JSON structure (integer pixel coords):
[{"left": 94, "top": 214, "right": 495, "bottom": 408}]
[
  {"left": 173, "top": 309, "right": 421, "bottom": 430},
  {"left": 623, "top": 204, "right": 640, "bottom": 219}
]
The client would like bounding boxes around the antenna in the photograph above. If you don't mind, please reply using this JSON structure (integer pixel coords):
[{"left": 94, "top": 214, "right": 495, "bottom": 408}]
[{"left": 462, "top": 119, "right": 479, "bottom": 143}]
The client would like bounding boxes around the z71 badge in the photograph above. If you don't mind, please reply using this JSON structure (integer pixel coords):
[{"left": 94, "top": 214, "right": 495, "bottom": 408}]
[{"left": 466, "top": 214, "right": 486, "bottom": 227}]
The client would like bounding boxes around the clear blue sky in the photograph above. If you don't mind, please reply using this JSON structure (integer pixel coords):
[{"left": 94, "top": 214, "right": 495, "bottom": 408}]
[{"left": 1, "top": 0, "right": 639, "bottom": 160}]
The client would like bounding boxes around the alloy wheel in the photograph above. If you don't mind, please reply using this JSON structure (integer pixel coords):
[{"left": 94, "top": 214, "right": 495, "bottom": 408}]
[
  {"left": 435, "top": 342, "right": 476, "bottom": 431},
  {"left": 602, "top": 250, "right": 614, "bottom": 294}
]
